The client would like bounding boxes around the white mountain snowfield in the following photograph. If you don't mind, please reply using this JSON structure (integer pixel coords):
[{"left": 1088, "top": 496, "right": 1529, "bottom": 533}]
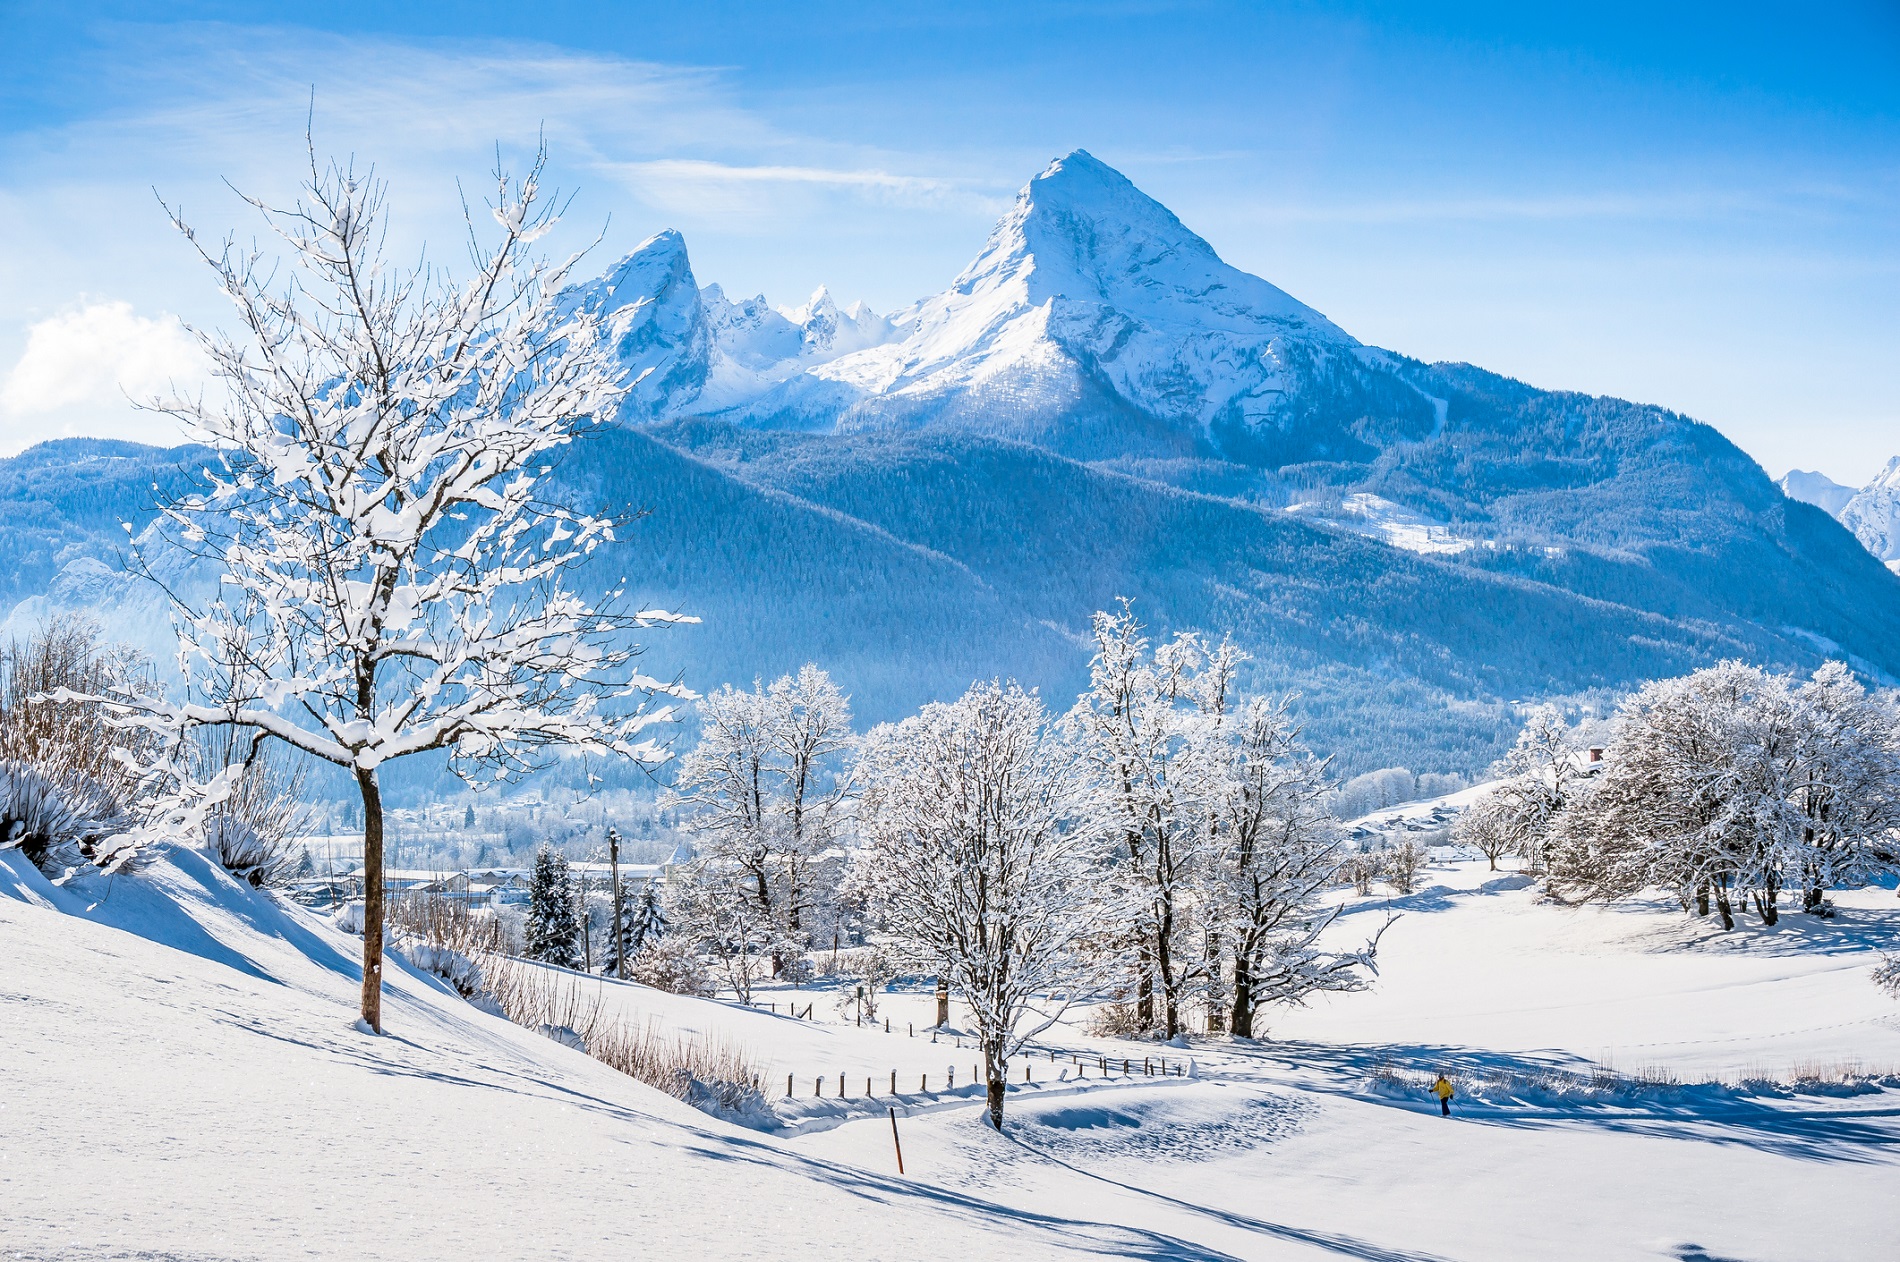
[
  {"left": 572, "top": 150, "right": 1435, "bottom": 466},
  {"left": 1780, "top": 459, "right": 1900, "bottom": 575},
  {"left": 1838, "top": 457, "right": 1900, "bottom": 575},
  {"left": 6, "top": 843, "right": 1897, "bottom": 1260}
]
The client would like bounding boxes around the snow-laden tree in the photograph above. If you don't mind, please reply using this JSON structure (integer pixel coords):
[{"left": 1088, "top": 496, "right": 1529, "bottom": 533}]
[
  {"left": 671, "top": 665, "right": 855, "bottom": 971},
  {"left": 1548, "top": 661, "right": 1900, "bottom": 927},
  {"left": 602, "top": 875, "right": 667, "bottom": 977},
  {"left": 1458, "top": 704, "right": 1577, "bottom": 876},
  {"left": 1063, "top": 603, "right": 1229, "bottom": 1038},
  {"left": 669, "top": 860, "right": 783, "bottom": 1003},
  {"left": 526, "top": 844, "right": 581, "bottom": 968},
  {"left": 1191, "top": 694, "right": 1385, "bottom": 1037},
  {"left": 857, "top": 681, "right": 1108, "bottom": 1129},
  {"left": 1788, "top": 662, "right": 1900, "bottom": 911},
  {"left": 95, "top": 148, "right": 692, "bottom": 1031}
]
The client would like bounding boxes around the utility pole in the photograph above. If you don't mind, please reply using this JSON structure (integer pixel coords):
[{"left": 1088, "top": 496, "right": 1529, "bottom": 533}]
[
  {"left": 579, "top": 866, "right": 592, "bottom": 973},
  {"left": 607, "top": 826, "right": 626, "bottom": 981}
]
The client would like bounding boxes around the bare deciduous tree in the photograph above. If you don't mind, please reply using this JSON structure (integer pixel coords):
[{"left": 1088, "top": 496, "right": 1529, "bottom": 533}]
[{"left": 101, "top": 145, "right": 691, "bottom": 1032}]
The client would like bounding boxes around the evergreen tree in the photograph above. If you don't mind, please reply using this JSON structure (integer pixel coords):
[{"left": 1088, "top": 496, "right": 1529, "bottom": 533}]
[
  {"left": 526, "top": 844, "right": 581, "bottom": 967},
  {"left": 602, "top": 880, "right": 668, "bottom": 976},
  {"left": 464, "top": 803, "right": 476, "bottom": 828},
  {"left": 629, "top": 882, "right": 668, "bottom": 953}
]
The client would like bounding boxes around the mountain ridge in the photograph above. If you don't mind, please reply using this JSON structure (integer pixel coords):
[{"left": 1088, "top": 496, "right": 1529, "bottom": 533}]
[{"left": 5, "top": 150, "right": 1898, "bottom": 786}]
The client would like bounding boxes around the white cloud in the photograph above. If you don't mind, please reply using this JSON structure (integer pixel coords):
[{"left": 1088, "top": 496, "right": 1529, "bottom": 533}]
[{"left": 0, "top": 300, "right": 206, "bottom": 454}]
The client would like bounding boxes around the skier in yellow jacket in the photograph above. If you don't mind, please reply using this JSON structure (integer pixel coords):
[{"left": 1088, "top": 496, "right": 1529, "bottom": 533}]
[{"left": 1432, "top": 1073, "right": 1455, "bottom": 1117}]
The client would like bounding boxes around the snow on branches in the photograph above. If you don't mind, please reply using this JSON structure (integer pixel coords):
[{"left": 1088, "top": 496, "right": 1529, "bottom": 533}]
[
  {"left": 856, "top": 680, "right": 1108, "bottom": 1129},
  {"left": 102, "top": 144, "right": 695, "bottom": 1030},
  {"left": 1509, "top": 661, "right": 1900, "bottom": 928}
]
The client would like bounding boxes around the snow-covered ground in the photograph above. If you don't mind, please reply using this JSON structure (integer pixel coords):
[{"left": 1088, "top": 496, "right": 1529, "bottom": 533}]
[{"left": 5, "top": 847, "right": 1897, "bottom": 1260}]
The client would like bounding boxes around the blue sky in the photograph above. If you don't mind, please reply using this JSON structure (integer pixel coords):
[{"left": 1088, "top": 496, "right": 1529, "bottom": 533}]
[{"left": 1, "top": 1, "right": 1895, "bottom": 482}]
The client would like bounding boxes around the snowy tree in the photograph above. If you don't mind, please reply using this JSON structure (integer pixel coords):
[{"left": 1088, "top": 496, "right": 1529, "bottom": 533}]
[
  {"left": 89, "top": 147, "right": 692, "bottom": 1031},
  {"left": 670, "top": 861, "right": 782, "bottom": 1003},
  {"left": 1463, "top": 705, "right": 1578, "bottom": 876},
  {"left": 672, "top": 665, "right": 855, "bottom": 971},
  {"left": 1063, "top": 604, "right": 1226, "bottom": 1038},
  {"left": 628, "top": 880, "right": 668, "bottom": 951},
  {"left": 857, "top": 680, "right": 1109, "bottom": 1130},
  {"left": 526, "top": 844, "right": 581, "bottom": 968},
  {"left": 602, "top": 875, "right": 666, "bottom": 977},
  {"left": 1548, "top": 661, "right": 1900, "bottom": 928},
  {"left": 1787, "top": 663, "right": 1900, "bottom": 912},
  {"left": 1451, "top": 793, "right": 1515, "bottom": 871},
  {"left": 1191, "top": 694, "right": 1385, "bottom": 1036}
]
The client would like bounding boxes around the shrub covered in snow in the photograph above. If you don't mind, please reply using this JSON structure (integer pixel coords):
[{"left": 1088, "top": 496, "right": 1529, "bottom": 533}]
[
  {"left": 1383, "top": 840, "right": 1427, "bottom": 895},
  {"left": 398, "top": 939, "right": 485, "bottom": 999},
  {"left": 1874, "top": 954, "right": 1900, "bottom": 999},
  {"left": 0, "top": 619, "right": 151, "bottom": 872},
  {"left": 627, "top": 936, "right": 715, "bottom": 997}
]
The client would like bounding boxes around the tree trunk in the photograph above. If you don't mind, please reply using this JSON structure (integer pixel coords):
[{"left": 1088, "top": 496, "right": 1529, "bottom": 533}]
[
  {"left": 935, "top": 975, "right": 950, "bottom": 1027},
  {"left": 1203, "top": 933, "right": 1225, "bottom": 1034},
  {"left": 1695, "top": 883, "right": 1710, "bottom": 917},
  {"left": 1230, "top": 954, "right": 1254, "bottom": 1038},
  {"left": 984, "top": 1042, "right": 1006, "bottom": 1130},
  {"left": 357, "top": 767, "right": 385, "bottom": 1034},
  {"left": 1754, "top": 872, "right": 1779, "bottom": 926},
  {"left": 1155, "top": 922, "right": 1179, "bottom": 1039},
  {"left": 1713, "top": 876, "right": 1735, "bottom": 931}
]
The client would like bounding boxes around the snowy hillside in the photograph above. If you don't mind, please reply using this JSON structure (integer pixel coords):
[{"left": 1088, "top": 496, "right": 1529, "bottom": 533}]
[{"left": 6, "top": 843, "right": 1897, "bottom": 1259}]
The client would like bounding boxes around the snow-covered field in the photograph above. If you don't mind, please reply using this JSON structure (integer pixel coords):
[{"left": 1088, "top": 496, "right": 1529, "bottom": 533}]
[{"left": 5, "top": 847, "right": 1897, "bottom": 1261}]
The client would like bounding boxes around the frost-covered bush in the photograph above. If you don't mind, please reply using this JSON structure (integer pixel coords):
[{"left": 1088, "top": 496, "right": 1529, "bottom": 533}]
[
  {"left": 628, "top": 936, "right": 715, "bottom": 997},
  {"left": 483, "top": 954, "right": 767, "bottom": 1122},
  {"left": 0, "top": 620, "right": 151, "bottom": 872},
  {"left": 196, "top": 729, "right": 309, "bottom": 887},
  {"left": 1383, "top": 841, "right": 1427, "bottom": 895},
  {"left": 1340, "top": 849, "right": 1383, "bottom": 897},
  {"left": 0, "top": 760, "right": 125, "bottom": 870},
  {"left": 1874, "top": 955, "right": 1900, "bottom": 1000},
  {"left": 1084, "top": 998, "right": 1151, "bottom": 1039},
  {"left": 831, "top": 945, "right": 897, "bottom": 1022},
  {"left": 397, "top": 938, "right": 485, "bottom": 998},
  {"left": 334, "top": 901, "right": 367, "bottom": 934}
]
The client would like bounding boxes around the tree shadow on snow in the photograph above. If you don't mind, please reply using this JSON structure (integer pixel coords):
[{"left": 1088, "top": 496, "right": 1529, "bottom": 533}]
[
  {"left": 1217, "top": 1038, "right": 1900, "bottom": 1165},
  {"left": 1004, "top": 1130, "right": 1466, "bottom": 1262}
]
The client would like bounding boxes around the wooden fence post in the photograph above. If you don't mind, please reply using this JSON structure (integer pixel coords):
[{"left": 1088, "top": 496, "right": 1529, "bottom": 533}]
[{"left": 889, "top": 1106, "right": 905, "bottom": 1175}]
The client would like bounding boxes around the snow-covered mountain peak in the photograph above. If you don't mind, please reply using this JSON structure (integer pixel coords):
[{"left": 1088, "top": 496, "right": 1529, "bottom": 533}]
[
  {"left": 951, "top": 148, "right": 1352, "bottom": 342},
  {"left": 1780, "top": 468, "right": 1858, "bottom": 516},
  {"left": 563, "top": 229, "right": 709, "bottom": 419},
  {"left": 781, "top": 285, "right": 894, "bottom": 357},
  {"left": 1841, "top": 456, "right": 1900, "bottom": 574}
]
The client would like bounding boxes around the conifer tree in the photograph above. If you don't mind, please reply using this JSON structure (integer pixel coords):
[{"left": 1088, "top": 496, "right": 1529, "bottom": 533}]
[{"left": 527, "top": 843, "right": 581, "bottom": 967}]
